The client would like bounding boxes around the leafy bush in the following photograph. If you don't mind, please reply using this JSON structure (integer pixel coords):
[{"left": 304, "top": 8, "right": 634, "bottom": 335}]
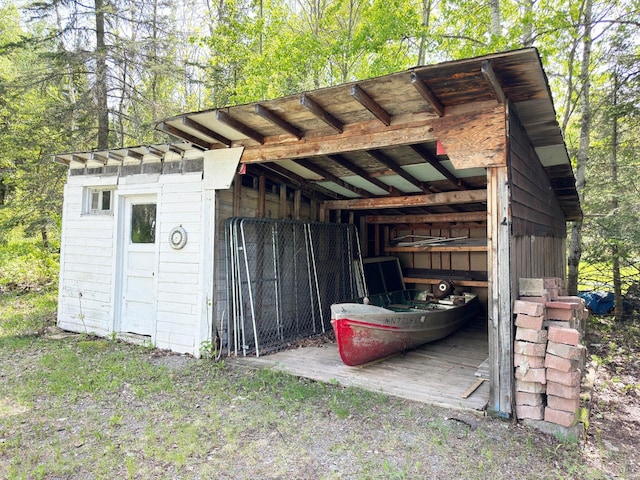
[{"left": 0, "top": 237, "right": 59, "bottom": 291}]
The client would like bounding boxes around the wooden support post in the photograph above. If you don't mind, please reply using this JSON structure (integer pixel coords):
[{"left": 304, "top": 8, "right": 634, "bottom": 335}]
[
  {"left": 359, "top": 216, "right": 368, "bottom": 258},
  {"left": 233, "top": 173, "right": 242, "bottom": 216},
  {"left": 279, "top": 183, "right": 287, "bottom": 219},
  {"left": 293, "top": 189, "right": 301, "bottom": 220},
  {"left": 257, "top": 175, "right": 266, "bottom": 218},
  {"left": 374, "top": 224, "right": 380, "bottom": 256}
]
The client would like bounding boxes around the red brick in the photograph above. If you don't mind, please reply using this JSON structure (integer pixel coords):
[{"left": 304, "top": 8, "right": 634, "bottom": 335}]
[
  {"left": 515, "top": 313, "right": 545, "bottom": 330},
  {"left": 515, "top": 379, "right": 546, "bottom": 393},
  {"left": 514, "top": 300, "right": 545, "bottom": 317},
  {"left": 546, "top": 368, "right": 581, "bottom": 387},
  {"left": 515, "top": 391, "right": 544, "bottom": 406},
  {"left": 514, "top": 353, "right": 545, "bottom": 369},
  {"left": 515, "top": 366, "right": 546, "bottom": 384},
  {"left": 547, "top": 381, "right": 580, "bottom": 399},
  {"left": 546, "top": 307, "right": 575, "bottom": 321},
  {"left": 516, "top": 327, "right": 548, "bottom": 344},
  {"left": 519, "top": 295, "right": 550, "bottom": 304},
  {"left": 548, "top": 326, "right": 581, "bottom": 346},
  {"left": 516, "top": 404, "right": 545, "bottom": 420},
  {"left": 514, "top": 340, "right": 547, "bottom": 357},
  {"left": 546, "top": 341, "right": 585, "bottom": 361},
  {"left": 544, "top": 407, "right": 577, "bottom": 427},
  {"left": 547, "top": 395, "right": 581, "bottom": 413},
  {"left": 546, "top": 301, "right": 578, "bottom": 310},
  {"left": 543, "top": 320, "right": 571, "bottom": 330},
  {"left": 544, "top": 354, "right": 579, "bottom": 373}
]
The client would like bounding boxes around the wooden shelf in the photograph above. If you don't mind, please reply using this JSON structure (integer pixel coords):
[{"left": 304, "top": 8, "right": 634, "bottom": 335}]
[
  {"left": 385, "top": 245, "right": 487, "bottom": 253},
  {"left": 403, "top": 277, "right": 489, "bottom": 288}
]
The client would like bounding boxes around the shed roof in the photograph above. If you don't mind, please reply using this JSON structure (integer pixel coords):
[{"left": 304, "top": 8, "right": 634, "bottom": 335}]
[
  {"left": 156, "top": 48, "right": 581, "bottom": 221},
  {"left": 54, "top": 48, "right": 581, "bottom": 222}
]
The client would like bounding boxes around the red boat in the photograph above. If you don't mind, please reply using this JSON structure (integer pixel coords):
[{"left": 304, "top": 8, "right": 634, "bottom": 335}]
[{"left": 330, "top": 290, "right": 479, "bottom": 366}]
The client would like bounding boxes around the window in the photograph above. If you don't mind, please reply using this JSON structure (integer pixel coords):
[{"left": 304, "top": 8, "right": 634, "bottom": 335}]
[
  {"left": 86, "top": 188, "right": 114, "bottom": 214},
  {"left": 131, "top": 203, "right": 156, "bottom": 243}
]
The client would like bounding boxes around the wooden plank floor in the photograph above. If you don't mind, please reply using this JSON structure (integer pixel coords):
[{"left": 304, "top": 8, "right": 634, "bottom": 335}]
[{"left": 236, "top": 317, "right": 490, "bottom": 412}]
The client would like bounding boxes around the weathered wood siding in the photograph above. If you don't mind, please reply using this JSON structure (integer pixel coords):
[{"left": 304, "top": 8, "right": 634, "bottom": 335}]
[{"left": 508, "top": 108, "right": 567, "bottom": 283}]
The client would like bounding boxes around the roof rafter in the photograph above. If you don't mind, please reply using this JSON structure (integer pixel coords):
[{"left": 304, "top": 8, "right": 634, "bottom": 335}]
[
  {"left": 254, "top": 104, "right": 303, "bottom": 139},
  {"left": 367, "top": 149, "right": 438, "bottom": 194},
  {"left": 216, "top": 110, "right": 265, "bottom": 144},
  {"left": 300, "top": 94, "right": 343, "bottom": 133},
  {"left": 254, "top": 163, "right": 341, "bottom": 201},
  {"left": 293, "top": 158, "right": 373, "bottom": 198},
  {"left": 350, "top": 84, "right": 391, "bottom": 126},
  {"left": 410, "top": 73, "right": 445, "bottom": 117},
  {"left": 410, "top": 144, "right": 469, "bottom": 190},
  {"left": 481, "top": 60, "right": 506, "bottom": 104},
  {"left": 327, "top": 154, "right": 401, "bottom": 196},
  {"left": 159, "top": 123, "right": 211, "bottom": 150},
  {"left": 182, "top": 116, "right": 232, "bottom": 146}
]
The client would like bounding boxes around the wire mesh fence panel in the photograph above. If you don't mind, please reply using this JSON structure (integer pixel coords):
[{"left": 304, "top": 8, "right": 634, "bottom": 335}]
[{"left": 222, "top": 218, "right": 364, "bottom": 356}]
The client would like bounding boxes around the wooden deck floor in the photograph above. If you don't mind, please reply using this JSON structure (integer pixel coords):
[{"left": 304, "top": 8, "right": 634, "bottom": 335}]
[{"left": 236, "top": 317, "right": 490, "bottom": 412}]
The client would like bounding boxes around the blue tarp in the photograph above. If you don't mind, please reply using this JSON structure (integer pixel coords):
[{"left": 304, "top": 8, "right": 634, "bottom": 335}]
[{"left": 578, "top": 291, "right": 615, "bottom": 314}]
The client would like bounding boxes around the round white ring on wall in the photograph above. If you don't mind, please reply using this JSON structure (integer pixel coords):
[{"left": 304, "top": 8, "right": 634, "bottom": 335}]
[{"left": 169, "top": 226, "right": 187, "bottom": 249}]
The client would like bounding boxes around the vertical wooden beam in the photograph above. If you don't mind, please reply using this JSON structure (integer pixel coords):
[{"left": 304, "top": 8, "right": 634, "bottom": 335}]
[
  {"left": 359, "top": 216, "right": 368, "bottom": 258},
  {"left": 279, "top": 183, "right": 287, "bottom": 219},
  {"left": 487, "top": 165, "right": 513, "bottom": 418},
  {"left": 293, "top": 189, "right": 301, "bottom": 220},
  {"left": 233, "top": 174, "right": 242, "bottom": 216},
  {"left": 257, "top": 175, "right": 266, "bottom": 218},
  {"left": 374, "top": 224, "right": 380, "bottom": 256},
  {"left": 319, "top": 203, "right": 327, "bottom": 223},
  {"left": 310, "top": 199, "right": 317, "bottom": 222}
]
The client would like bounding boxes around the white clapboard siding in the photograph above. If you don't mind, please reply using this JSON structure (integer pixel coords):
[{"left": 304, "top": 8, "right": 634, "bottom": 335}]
[
  {"left": 153, "top": 174, "right": 206, "bottom": 355},
  {"left": 58, "top": 181, "right": 116, "bottom": 337},
  {"left": 58, "top": 168, "right": 212, "bottom": 358}
]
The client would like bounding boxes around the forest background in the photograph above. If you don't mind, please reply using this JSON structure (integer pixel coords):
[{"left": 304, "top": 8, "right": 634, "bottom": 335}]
[{"left": 0, "top": 0, "right": 639, "bottom": 321}]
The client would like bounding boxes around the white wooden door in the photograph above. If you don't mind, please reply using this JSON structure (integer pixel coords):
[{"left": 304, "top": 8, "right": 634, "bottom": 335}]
[{"left": 119, "top": 195, "right": 158, "bottom": 336}]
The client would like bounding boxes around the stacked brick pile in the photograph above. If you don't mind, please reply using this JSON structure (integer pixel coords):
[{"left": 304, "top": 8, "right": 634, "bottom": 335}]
[{"left": 514, "top": 278, "right": 588, "bottom": 428}]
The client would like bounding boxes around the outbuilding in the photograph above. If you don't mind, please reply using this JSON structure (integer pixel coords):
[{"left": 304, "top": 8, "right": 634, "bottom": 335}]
[{"left": 55, "top": 48, "right": 581, "bottom": 418}]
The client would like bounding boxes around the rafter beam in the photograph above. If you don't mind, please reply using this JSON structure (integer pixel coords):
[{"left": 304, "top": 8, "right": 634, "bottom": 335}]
[
  {"left": 481, "top": 60, "right": 506, "bottom": 104},
  {"left": 71, "top": 154, "right": 87, "bottom": 165},
  {"left": 91, "top": 153, "right": 109, "bottom": 165},
  {"left": 367, "top": 149, "right": 437, "bottom": 194},
  {"left": 216, "top": 110, "right": 265, "bottom": 144},
  {"left": 254, "top": 104, "right": 303, "bottom": 139},
  {"left": 410, "top": 73, "right": 445, "bottom": 117},
  {"left": 294, "top": 158, "right": 373, "bottom": 198},
  {"left": 324, "top": 189, "right": 487, "bottom": 211},
  {"left": 350, "top": 84, "right": 391, "bottom": 126},
  {"left": 159, "top": 123, "right": 211, "bottom": 150},
  {"left": 126, "top": 149, "right": 144, "bottom": 160},
  {"left": 410, "top": 144, "right": 469, "bottom": 190},
  {"left": 182, "top": 116, "right": 232, "bottom": 146},
  {"left": 327, "top": 154, "right": 400, "bottom": 196},
  {"left": 365, "top": 211, "right": 486, "bottom": 225},
  {"left": 254, "top": 163, "right": 341, "bottom": 200},
  {"left": 145, "top": 146, "right": 165, "bottom": 159},
  {"left": 300, "top": 94, "right": 343, "bottom": 133}
]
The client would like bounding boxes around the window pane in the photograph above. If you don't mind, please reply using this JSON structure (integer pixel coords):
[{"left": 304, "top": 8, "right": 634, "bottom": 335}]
[
  {"left": 101, "top": 190, "right": 111, "bottom": 211},
  {"left": 131, "top": 204, "right": 156, "bottom": 243},
  {"left": 91, "top": 191, "right": 100, "bottom": 210}
]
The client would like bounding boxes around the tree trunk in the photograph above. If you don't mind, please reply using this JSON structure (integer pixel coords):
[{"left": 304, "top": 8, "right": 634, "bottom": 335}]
[
  {"left": 95, "top": 0, "right": 109, "bottom": 149},
  {"left": 610, "top": 72, "right": 623, "bottom": 320},
  {"left": 417, "top": 0, "right": 432, "bottom": 65},
  {"left": 490, "top": 0, "right": 501, "bottom": 37},
  {"left": 567, "top": 0, "right": 592, "bottom": 295}
]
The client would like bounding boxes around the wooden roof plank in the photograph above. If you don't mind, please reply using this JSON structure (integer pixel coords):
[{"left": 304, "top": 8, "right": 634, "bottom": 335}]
[
  {"left": 481, "top": 60, "right": 506, "bottom": 104},
  {"left": 160, "top": 123, "right": 211, "bottom": 150}
]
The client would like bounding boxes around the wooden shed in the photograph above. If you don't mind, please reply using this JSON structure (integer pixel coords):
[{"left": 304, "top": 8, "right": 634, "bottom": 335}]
[{"left": 55, "top": 48, "right": 580, "bottom": 418}]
